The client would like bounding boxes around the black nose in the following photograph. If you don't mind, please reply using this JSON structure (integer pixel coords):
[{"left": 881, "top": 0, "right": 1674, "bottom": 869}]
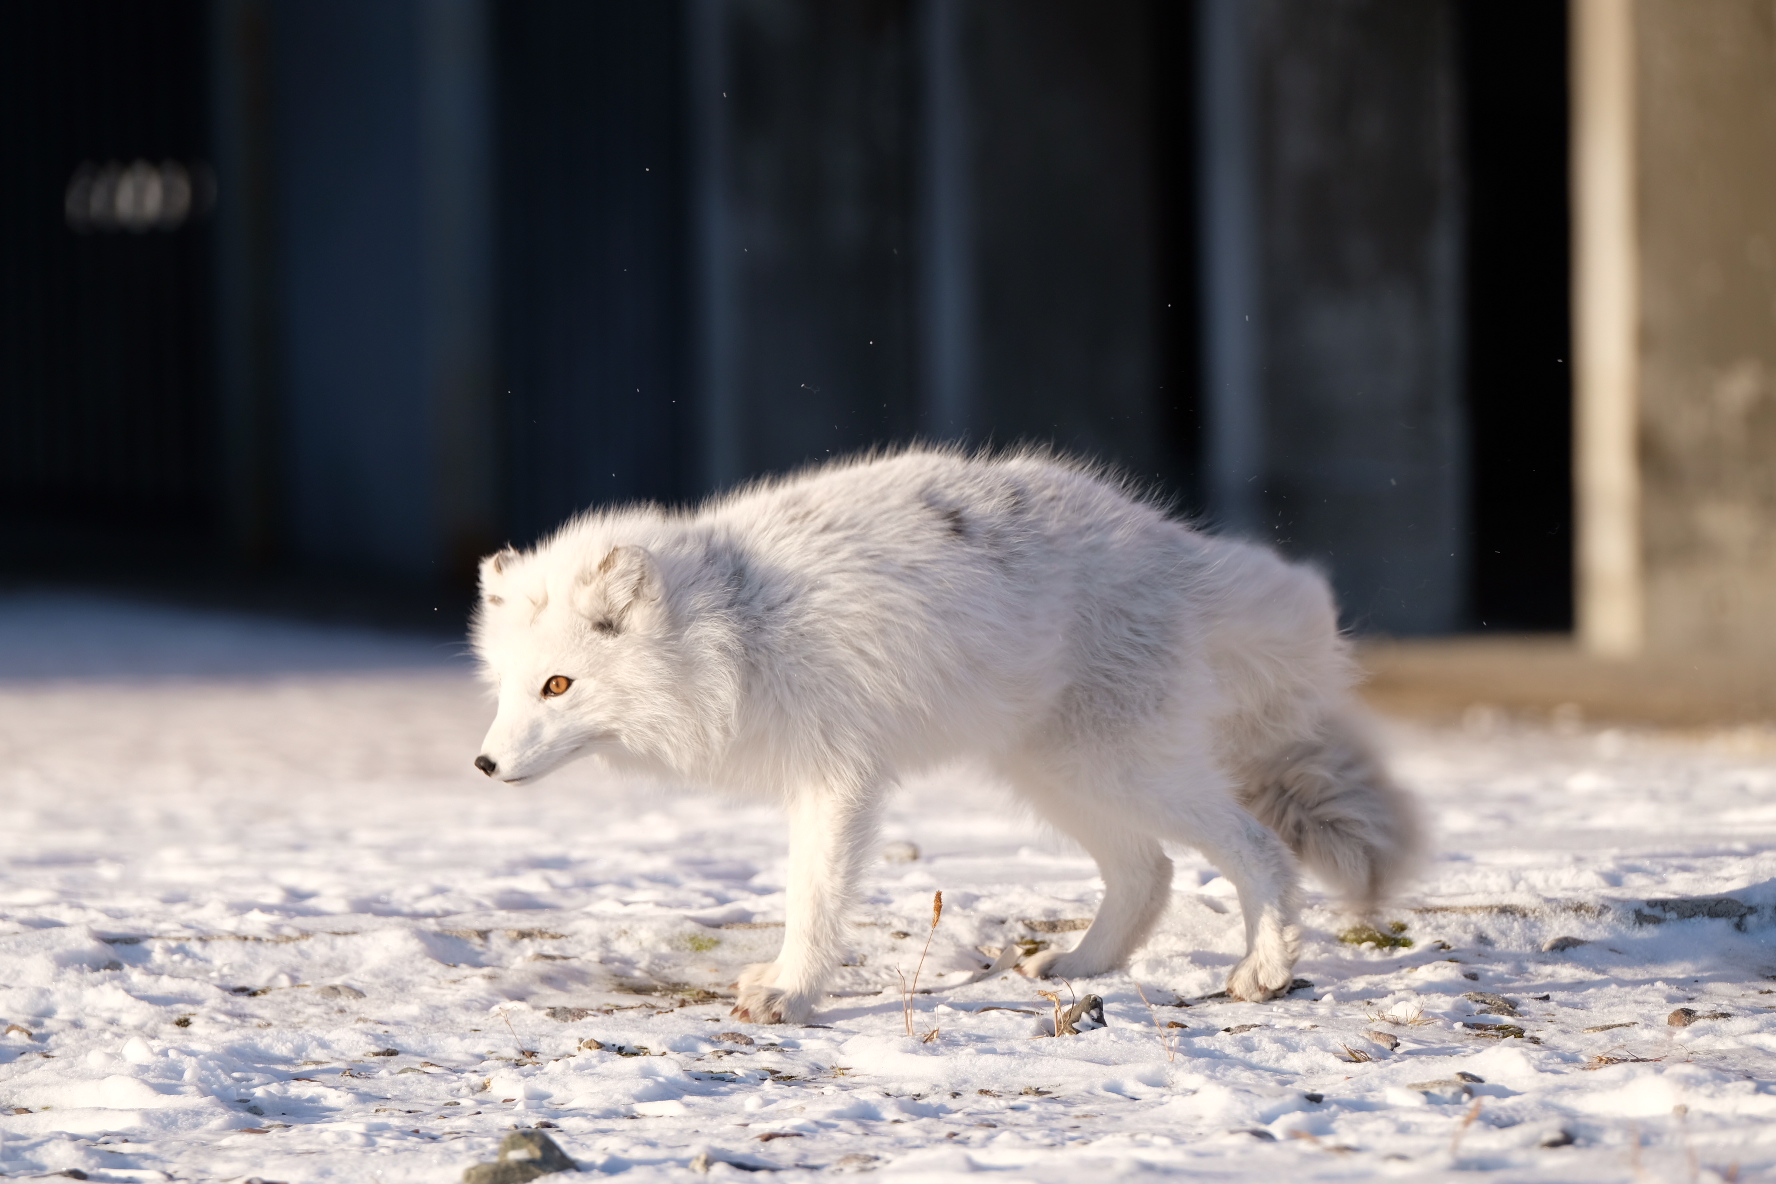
[{"left": 474, "top": 754, "right": 498, "bottom": 777}]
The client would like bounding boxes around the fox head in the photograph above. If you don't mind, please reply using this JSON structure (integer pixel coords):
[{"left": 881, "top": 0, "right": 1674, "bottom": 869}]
[{"left": 471, "top": 540, "right": 732, "bottom": 783}]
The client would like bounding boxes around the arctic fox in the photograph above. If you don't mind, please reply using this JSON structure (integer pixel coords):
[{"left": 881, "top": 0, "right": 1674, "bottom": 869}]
[{"left": 472, "top": 449, "right": 1420, "bottom": 1023}]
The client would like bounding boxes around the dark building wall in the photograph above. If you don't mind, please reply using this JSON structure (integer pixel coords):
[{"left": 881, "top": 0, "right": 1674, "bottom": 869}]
[
  {"left": 0, "top": 0, "right": 214, "bottom": 548},
  {"left": 969, "top": 0, "right": 1176, "bottom": 486},
  {"left": 0, "top": 0, "right": 1565, "bottom": 633},
  {"left": 273, "top": 0, "right": 430, "bottom": 574},
  {"left": 698, "top": 0, "right": 922, "bottom": 484},
  {"left": 496, "top": 1, "right": 688, "bottom": 542},
  {"left": 690, "top": 0, "right": 1188, "bottom": 496},
  {"left": 1203, "top": 0, "right": 1467, "bottom": 635},
  {"left": 1460, "top": 4, "right": 1572, "bottom": 631},
  {"left": 267, "top": 0, "right": 497, "bottom": 581}
]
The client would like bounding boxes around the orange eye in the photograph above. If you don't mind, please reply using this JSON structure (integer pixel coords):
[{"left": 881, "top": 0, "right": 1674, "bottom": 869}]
[{"left": 541, "top": 675, "right": 573, "bottom": 698}]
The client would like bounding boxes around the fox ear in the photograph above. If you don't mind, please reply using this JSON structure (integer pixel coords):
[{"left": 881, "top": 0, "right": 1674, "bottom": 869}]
[
  {"left": 478, "top": 547, "right": 519, "bottom": 603},
  {"left": 573, "top": 545, "right": 661, "bottom": 633}
]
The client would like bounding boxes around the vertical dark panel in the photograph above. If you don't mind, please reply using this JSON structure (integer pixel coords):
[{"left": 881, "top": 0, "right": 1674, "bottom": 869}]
[
  {"left": 0, "top": 1, "right": 213, "bottom": 550},
  {"left": 497, "top": 0, "right": 687, "bottom": 538},
  {"left": 1251, "top": 0, "right": 1467, "bottom": 635},
  {"left": 722, "top": 0, "right": 920, "bottom": 476},
  {"left": 211, "top": 0, "right": 282, "bottom": 565},
  {"left": 1153, "top": 0, "right": 1203, "bottom": 510},
  {"left": 969, "top": 1, "right": 1178, "bottom": 489},
  {"left": 969, "top": 1, "right": 1156, "bottom": 466},
  {"left": 269, "top": 0, "right": 498, "bottom": 584},
  {"left": 1460, "top": 3, "right": 1572, "bottom": 630},
  {"left": 273, "top": 0, "right": 431, "bottom": 573}
]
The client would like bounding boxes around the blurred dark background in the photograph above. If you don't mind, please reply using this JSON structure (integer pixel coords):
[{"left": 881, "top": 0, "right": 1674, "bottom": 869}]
[{"left": 0, "top": 0, "right": 1573, "bottom": 636}]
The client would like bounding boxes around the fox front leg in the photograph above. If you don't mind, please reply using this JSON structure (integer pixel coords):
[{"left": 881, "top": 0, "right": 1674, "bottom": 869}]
[{"left": 731, "top": 784, "right": 881, "bottom": 1023}]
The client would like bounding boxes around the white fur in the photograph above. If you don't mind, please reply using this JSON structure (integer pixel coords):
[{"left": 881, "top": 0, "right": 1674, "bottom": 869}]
[{"left": 472, "top": 449, "right": 1422, "bottom": 1023}]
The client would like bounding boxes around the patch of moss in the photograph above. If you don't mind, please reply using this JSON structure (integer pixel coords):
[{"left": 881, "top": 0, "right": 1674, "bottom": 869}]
[
  {"left": 1338, "top": 921, "right": 1415, "bottom": 950},
  {"left": 1470, "top": 1024, "right": 1526, "bottom": 1040},
  {"left": 671, "top": 987, "right": 727, "bottom": 1005},
  {"left": 680, "top": 933, "right": 721, "bottom": 954}
]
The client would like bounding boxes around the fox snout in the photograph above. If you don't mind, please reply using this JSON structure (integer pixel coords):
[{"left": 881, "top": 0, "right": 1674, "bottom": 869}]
[{"left": 473, "top": 754, "right": 498, "bottom": 777}]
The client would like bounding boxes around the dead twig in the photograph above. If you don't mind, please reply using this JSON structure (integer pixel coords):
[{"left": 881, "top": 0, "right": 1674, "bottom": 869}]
[
  {"left": 1449, "top": 1098, "right": 1483, "bottom": 1158},
  {"left": 499, "top": 1010, "right": 539, "bottom": 1063},
  {"left": 1134, "top": 982, "right": 1178, "bottom": 1062},
  {"left": 901, "top": 891, "right": 943, "bottom": 1037}
]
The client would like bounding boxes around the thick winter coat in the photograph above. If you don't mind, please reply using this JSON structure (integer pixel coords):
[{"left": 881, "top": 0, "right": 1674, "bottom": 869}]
[{"left": 472, "top": 449, "right": 1421, "bottom": 1022}]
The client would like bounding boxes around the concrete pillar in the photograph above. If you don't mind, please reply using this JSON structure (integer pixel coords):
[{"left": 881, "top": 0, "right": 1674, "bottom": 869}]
[
  {"left": 1573, "top": 0, "right": 1776, "bottom": 656},
  {"left": 1202, "top": 0, "right": 1467, "bottom": 635}
]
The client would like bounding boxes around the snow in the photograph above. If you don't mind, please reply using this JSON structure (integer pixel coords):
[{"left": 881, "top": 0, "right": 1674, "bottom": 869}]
[{"left": 0, "top": 590, "right": 1773, "bottom": 1182}]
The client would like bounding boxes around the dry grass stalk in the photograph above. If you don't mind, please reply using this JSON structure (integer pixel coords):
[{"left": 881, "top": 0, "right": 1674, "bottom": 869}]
[
  {"left": 1337, "top": 1044, "right": 1373, "bottom": 1063},
  {"left": 1675, "top": 1103, "right": 1699, "bottom": 1184},
  {"left": 918, "top": 1028, "right": 940, "bottom": 1044},
  {"left": 900, "top": 891, "right": 943, "bottom": 1037},
  {"left": 1134, "top": 982, "right": 1178, "bottom": 1062},
  {"left": 1366, "top": 1001, "right": 1435, "bottom": 1028},
  {"left": 1035, "top": 990, "right": 1064, "bottom": 1038},
  {"left": 499, "top": 1010, "right": 539, "bottom": 1063},
  {"left": 1449, "top": 1098, "right": 1483, "bottom": 1157}
]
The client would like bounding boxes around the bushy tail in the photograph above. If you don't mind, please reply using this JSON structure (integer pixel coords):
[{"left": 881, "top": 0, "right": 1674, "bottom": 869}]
[{"left": 1239, "top": 709, "right": 1423, "bottom": 914}]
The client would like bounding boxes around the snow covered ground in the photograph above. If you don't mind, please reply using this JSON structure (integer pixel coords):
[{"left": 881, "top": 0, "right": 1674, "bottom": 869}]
[{"left": 0, "top": 591, "right": 1773, "bottom": 1183}]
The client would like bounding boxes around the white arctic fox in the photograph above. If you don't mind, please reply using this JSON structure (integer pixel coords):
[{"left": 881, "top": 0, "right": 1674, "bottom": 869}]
[{"left": 472, "top": 449, "right": 1421, "bottom": 1023}]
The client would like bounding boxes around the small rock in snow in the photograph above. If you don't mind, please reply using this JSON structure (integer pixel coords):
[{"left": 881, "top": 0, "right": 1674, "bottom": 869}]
[
  {"left": 315, "top": 984, "right": 366, "bottom": 1000},
  {"left": 463, "top": 1129, "right": 576, "bottom": 1184},
  {"left": 833, "top": 1154, "right": 879, "bottom": 1171},
  {"left": 1364, "top": 1029, "right": 1400, "bottom": 1050},
  {"left": 1462, "top": 991, "right": 1522, "bottom": 1017},
  {"left": 882, "top": 840, "right": 920, "bottom": 862},
  {"left": 1539, "top": 1128, "right": 1576, "bottom": 1148},
  {"left": 1668, "top": 1007, "right": 1730, "bottom": 1026},
  {"left": 1056, "top": 994, "right": 1105, "bottom": 1034},
  {"left": 713, "top": 1031, "right": 755, "bottom": 1045},
  {"left": 1407, "top": 1077, "right": 1477, "bottom": 1103},
  {"left": 1543, "top": 935, "right": 1588, "bottom": 952}
]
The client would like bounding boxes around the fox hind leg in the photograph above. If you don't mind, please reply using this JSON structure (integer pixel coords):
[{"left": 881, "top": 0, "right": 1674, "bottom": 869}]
[
  {"left": 1007, "top": 760, "right": 1175, "bottom": 980},
  {"left": 1014, "top": 751, "right": 1302, "bottom": 1001},
  {"left": 1021, "top": 826, "right": 1173, "bottom": 980}
]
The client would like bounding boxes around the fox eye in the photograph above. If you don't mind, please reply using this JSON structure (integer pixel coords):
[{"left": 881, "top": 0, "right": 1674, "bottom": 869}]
[{"left": 541, "top": 675, "right": 573, "bottom": 698}]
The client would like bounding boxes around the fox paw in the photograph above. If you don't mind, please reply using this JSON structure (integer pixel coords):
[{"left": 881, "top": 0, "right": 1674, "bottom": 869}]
[
  {"left": 729, "top": 963, "right": 814, "bottom": 1024},
  {"left": 1019, "top": 947, "right": 1113, "bottom": 980},
  {"left": 1225, "top": 953, "right": 1295, "bottom": 1002}
]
